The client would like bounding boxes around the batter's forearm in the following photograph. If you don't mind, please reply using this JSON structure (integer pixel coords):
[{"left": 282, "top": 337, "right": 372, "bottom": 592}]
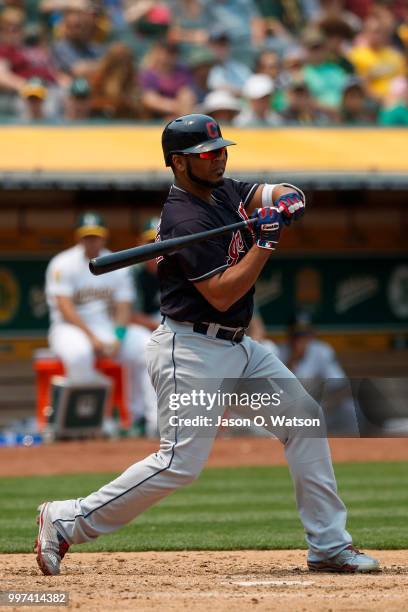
[{"left": 195, "top": 245, "right": 270, "bottom": 312}]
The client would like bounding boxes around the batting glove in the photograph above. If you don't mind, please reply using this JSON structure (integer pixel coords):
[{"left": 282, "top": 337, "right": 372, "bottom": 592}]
[
  {"left": 251, "top": 206, "right": 282, "bottom": 251},
  {"left": 275, "top": 192, "right": 305, "bottom": 226}
]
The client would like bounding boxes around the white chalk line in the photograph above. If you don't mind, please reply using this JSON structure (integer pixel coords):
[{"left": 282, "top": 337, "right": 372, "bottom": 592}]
[{"left": 226, "top": 580, "right": 315, "bottom": 587}]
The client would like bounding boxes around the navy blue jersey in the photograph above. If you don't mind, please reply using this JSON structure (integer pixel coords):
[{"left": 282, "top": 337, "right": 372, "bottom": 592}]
[{"left": 157, "top": 177, "right": 259, "bottom": 327}]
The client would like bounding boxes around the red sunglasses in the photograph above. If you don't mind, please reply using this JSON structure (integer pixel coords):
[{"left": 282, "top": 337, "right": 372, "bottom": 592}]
[{"left": 193, "top": 147, "right": 227, "bottom": 160}]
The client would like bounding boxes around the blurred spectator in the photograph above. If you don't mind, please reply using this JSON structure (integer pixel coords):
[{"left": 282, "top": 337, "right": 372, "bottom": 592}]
[
  {"left": 379, "top": 76, "right": 408, "bottom": 125},
  {"left": 395, "top": 6, "right": 408, "bottom": 57},
  {"left": 256, "top": 0, "right": 309, "bottom": 37},
  {"left": 139, "top": 39, "right": 195, "bottom": 120},
  {"left": 0, "top": 0, "right": 41, "bottom": 27},
  {"left": 125, "top": 0, "right": 171, "bottom": 36},
  {"left": 123, "top": 0, "right": 172, "bottom": 60},
  {"left": 63, "top": 75, "right": 91, "bottom": 120},
  {"left": 24, "top": 22, "right": 66, "bottom": 81},
  {"left": 343, "top": 0, "right": 372, "bottom": 21},
  {"left": 202, "top": 0, "right": 264, "bottom": 65},
  {"left": 369, "top": 4, "right": 396, "bottom": 41},
  {"left": 90, "top": 42, "right": 142, "bottom": 119},
  {"left": 41, "top": 1, "right": 102, "bottom": 37},
  {"left": 281, "top": 79, "right": 330, "bottom": 124},
  {"left": 312, "top": 0, "right": 361, "bottom": 34},
  {"left": 319, "top": 16, "right": 356, "bottom": 73},
  {"left": 259, "top": 17, "right": 296, "bottom": 57},
  {"left": 199, "top": 89, "right": 241, "bottom": 123},
  {"left": 81, "top": 1, "right": 114, "bottom": 45},
  {"left": 102, "top": 0, "right": 128, "bottom": 35},
  {"left": 0, "top": 6, "right": 61, "bottom": 117},
  {"left": 254, "top": 48, "right": 287, "bottom": 112},
  {"left": 302, "top": 29, "right": 348, "bottom": 112},
  {"left": 0, "top": 10, "right": 26, "bottom": 116},
  {"left": 51, "top": 7, "right": 104, "bottom": 79},
  {"left": 207, "top": 28, "right": 252, "bottom": 96},
  {"left": 167, "top": 0, "right": 208, "bottom": 58},
  {"left": 281, "top": 45, "right": 306, "bottom": 82},
  {"left": 234, "top": 73, "right": 282, "bottom": 126},
  {"left": 18, "top": 75, "right": 47, "bottom": 120},
  {"left": 0, "top": 7, "right": 58, "bottom": 83},
  {"left": 43, "top": 0, "right": 114, "bottom": 45},
  {"left": 278, "top": 45, "right": 307, "bottom": 114},
  {"left": 187, "top": 44, "right": 216, "bottom": 104},
  {"left": 348, "top": 16, "right": 406, "bottom": 101},
  {"left": 340, "top": 77, "right": 378, "bottom": 124},
  {"left": 255, "top": 49, "right": 281, "bottom": 82}
]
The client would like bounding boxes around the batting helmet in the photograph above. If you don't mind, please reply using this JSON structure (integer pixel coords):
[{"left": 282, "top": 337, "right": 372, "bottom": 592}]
[{"left": 162, "top": 113, "right": 236, "bottom": 166}]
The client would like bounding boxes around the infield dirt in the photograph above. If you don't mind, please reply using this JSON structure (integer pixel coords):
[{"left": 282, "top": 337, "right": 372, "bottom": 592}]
[{"left": 1, "top": 550, "right": 407, "bottom": 611}]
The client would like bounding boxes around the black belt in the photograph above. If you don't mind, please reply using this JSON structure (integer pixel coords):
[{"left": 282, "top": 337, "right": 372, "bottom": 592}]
[
  {"left": 161, "top": 316, "right": 245, "bottom": 343},
  {"left": 193, "top": 322, "right": 245, "bottom": 343}
]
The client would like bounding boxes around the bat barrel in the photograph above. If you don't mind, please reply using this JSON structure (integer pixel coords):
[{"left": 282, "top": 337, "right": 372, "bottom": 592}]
[
  {"left": 89, "top": 217, "right": 257, "bottom": 275},
  {"left": 90, "top": 244, "right": 157, "bottom": 275}
]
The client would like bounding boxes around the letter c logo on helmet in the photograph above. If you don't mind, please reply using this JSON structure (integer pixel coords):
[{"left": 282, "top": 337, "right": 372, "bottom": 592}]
[{"left": 206, "top": 121, "right": 219, "bottom": 139}]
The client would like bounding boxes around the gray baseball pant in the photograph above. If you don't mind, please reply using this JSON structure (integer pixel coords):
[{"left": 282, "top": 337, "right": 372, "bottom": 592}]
[{"left": 50, "top": 318, "right": 352, "bottom": 562}]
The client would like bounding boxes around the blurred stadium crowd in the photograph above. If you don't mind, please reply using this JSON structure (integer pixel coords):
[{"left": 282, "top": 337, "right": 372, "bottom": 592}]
[{"left": 0, "top": 0, "right": 407, "bottom": 124}]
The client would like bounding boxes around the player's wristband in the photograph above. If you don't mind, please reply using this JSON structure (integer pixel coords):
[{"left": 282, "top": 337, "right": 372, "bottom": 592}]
[
  {"left": 256, "top": 239, "right": 278, "bottom": 251},
  {"left": 114, "top": 326, "right": 127, "bottom": 342}
]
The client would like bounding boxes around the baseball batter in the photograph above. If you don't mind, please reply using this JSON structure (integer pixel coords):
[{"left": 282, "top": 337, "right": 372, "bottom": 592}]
[
  {"left": 45, "top": 212, "right": 156, "bottom": 432},
  {"left": 35, "top": 115, "right": 379, "bottom": 576}
]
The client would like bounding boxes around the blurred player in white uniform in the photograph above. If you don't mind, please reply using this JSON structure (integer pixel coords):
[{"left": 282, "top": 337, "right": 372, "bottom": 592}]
[
  {"left": 45, "top": 212, "right": 156, "bottom": 433},
  {"left": 278, "top": 314, "right": 360, "bottom": 435}
]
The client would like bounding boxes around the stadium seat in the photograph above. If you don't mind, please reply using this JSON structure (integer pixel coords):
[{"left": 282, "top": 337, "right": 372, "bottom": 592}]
[{"left": 33, "top": 349, "right": 131, "bottom": 431}]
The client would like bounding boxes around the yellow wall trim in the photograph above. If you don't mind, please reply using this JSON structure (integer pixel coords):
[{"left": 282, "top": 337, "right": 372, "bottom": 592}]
[{"left": 0, "top": 127, "right": 407, "bottom": 173}]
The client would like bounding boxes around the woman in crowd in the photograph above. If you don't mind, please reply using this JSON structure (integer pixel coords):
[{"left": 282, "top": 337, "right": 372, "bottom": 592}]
[
  {"left": 138, "top": 39, "right": 195, "bottom": 120},
  {"left": 90, "top": 41, "right": 143, "bottom": 119}
]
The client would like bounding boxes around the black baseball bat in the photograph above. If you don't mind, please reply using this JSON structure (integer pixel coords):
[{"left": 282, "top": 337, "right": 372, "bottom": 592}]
[{"left": 89, "top": 217, "right": 257, "bottom": 275}]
